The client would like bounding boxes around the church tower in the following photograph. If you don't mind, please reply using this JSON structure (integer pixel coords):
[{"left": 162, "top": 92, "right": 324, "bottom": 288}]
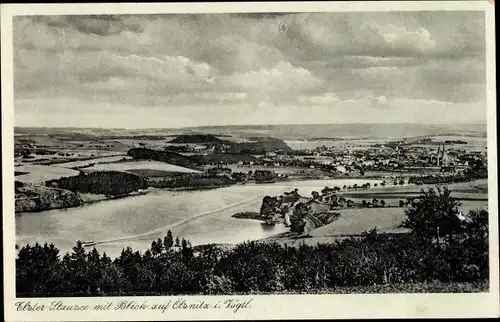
[{"left": 437, "top": 145, "right": 441, "bottom": 166}]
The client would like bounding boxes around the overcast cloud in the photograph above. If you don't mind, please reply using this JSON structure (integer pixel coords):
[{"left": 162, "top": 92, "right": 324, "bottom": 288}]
[{"left": 13, "top": 12, "right": 487, "bottom": 128}]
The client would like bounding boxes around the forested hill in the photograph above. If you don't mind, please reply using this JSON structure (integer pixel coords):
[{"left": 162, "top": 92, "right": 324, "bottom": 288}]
[
  {"left": 127, "top": 148, "right": 203, "bottom": 169},
  {"left": 168, "top": 134, "right": 292, "bottom": 153},
  {"left": 169, "top": 134, "right": 225, "bottom": 145},
  {"left": 242, "top": 137, "right": 292, "bottom": 152}
]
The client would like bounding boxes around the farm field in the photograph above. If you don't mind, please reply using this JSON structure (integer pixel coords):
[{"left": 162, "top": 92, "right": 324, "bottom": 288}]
[
  {"left": 430, "top": 135, "right": 487, "bottom": 144},
  {"left": 83, "top": 160, "right": 202, "bottom": 173},
  {"left": 56, "top": 155, "right": 132, "bottom": 168},
  {"left": 112, "top": 139, "right": 168, "bottom": 148},
  {"left": 310, "top": 207, "right": 408, "bottom": 237},
  {"left": 459, "top": 200, "right": 488, "bottom": 213},
  {"left": 284, "top": 140, "right": 340, "bottom": 150},
  {"left": 363, "top": 171, "right": 411, "bottom": 178},
  {"left": 283, "top": 135, "right": 486, "bottom": 152},
  {"left": 15, "top": 154, "right": 68, "bottom": 162},
  {"left": 474, "top": 182, "right": 488, "bottom": 190},
  {"left": 44, "top": 150, "right": 126, "bottom": 159},
  {"left": 14, "top": 165, "right": 80, "bottom": 183},
  {"left": 125, "top": 169, "right": 189, "bottom": 177},
  {"left": 307, "top": 199, "right": 486, "bottom": 239}
]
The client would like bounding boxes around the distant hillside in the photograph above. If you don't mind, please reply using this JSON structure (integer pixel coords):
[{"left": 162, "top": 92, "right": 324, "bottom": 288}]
[
  {"left": 185, "top": 123, "right": 487, "bottom": 140},
  {"left": 127, "top": 148, "right": 202, "bottom": 169},
  {"left": 168, "top": 133, "right": 292, "bottom": 153},
  {"left": 239, "top": 136, "right": 292, "bottom": 152},
  {"left": 127, "top": 147, "right": 257, "bottom": 165},
  {"left": 169, "top": 134, "right": 224, "bottom": 144},
  {"left": 15, "top": 123, "right": 487, "bottom": 141}
]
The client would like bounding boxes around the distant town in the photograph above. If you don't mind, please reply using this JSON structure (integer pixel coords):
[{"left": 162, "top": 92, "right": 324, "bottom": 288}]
[{"left": 14, "top": 128, "right": 487, "bottom": 194}]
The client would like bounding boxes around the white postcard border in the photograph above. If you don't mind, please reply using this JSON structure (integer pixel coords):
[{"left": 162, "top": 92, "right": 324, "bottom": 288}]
[{"left": 2, "top": 1, "right": 499, "bottom": 320}]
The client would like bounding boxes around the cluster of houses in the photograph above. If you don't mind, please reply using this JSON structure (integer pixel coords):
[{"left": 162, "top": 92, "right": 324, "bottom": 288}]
[
  {"left": 259, "top": 186, "right": 366, "bottom": 233},
  {"left": 157, "top": 136, "right": 487, "bottom": 181},
  {"left": 248, "top": 141, "right": 488, "bottom": 176},
  {"left": 206, "top": 166, "right": 284, "bottom": 183}
]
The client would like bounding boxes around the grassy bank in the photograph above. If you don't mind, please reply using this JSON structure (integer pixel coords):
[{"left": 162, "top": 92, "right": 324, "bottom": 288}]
[{"left": 217, "top": 281, "right": 489, "bottom": 294}]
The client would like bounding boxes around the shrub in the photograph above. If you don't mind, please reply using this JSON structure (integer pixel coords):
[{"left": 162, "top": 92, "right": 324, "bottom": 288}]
[{"left": 400, "top": 186, "right": 463, "bottom": 244}]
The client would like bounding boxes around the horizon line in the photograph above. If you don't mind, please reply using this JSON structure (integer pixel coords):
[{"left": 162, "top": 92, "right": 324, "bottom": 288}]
[{"left": 13, "top": 122, "right": 487, "bottom": 131}]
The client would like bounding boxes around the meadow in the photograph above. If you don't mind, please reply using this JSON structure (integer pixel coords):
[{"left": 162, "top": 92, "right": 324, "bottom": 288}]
[
  {"left": 14, "top": 165, "right": 80, "bottom": 183},
  {"left": 83, "top": 160, "right": 202, "bottom": 173},
  {"left": 310, "top": 207, "right": 407, "bottom": 237},
  {"left": 55, "top": 155, "right": 132, "bottom": 168}
]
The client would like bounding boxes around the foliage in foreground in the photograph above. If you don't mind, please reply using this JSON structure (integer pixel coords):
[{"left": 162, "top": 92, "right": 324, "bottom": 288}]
[{"left": 16, "top": 208, "right": 488, "bottom": 296}]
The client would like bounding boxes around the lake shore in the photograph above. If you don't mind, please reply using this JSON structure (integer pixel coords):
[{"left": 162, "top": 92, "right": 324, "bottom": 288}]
[
  {"left": 15, "top": 174, "right": 487, "bottom": 218},
  {"left": 14, "top": 173, "right": 378, "bottom": 213}
]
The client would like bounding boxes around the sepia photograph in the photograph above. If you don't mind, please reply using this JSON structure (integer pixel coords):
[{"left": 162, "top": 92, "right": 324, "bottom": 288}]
[{"left": 2, "top": 1, "right": 499, "bottom": 320}]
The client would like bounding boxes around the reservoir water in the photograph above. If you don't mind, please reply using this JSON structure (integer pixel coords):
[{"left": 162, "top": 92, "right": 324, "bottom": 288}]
[{"left": 16, "top": 179, "right": 381, "bottom": 258}]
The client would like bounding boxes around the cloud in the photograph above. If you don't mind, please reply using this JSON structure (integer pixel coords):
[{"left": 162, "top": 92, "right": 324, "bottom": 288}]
[
  {"left": 371, "top": 95, "right": 388, "bottom": 106},
  {"left": 298, "top": 93, "right": 341, "bottom": 105},
  {"left": 221, "top": 60, "right": 322, "bottom": 93},
  {"left": 169, "top": 92, "right": 248, "bottom": 104},
  {"left": 110, "top": 54, "right": 212, "bottom": 80},
  {"left": 360, "top": 21, "right": 436, "bottom": 54},
  {"left": 32, "top": 15, "right": 143, "bottom": 36},
  {"left": 12, "top": 12, "right": 487, "bottom": 127},
  {"left": 207, "top": 35, "right": 284, "bottom": 73}
]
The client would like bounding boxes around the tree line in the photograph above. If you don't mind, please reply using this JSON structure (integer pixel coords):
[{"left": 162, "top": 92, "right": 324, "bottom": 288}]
[
  {"left": 16, "top": 188, "right": 489, "bottom": 296},
  {"left": 408, "top": 158, "right": 487, "bottom": 185}
]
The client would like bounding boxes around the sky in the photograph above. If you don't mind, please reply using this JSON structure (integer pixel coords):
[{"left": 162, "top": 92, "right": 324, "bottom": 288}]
[{"left": 13, "top": 11, "right": 487, "bottom": 128}]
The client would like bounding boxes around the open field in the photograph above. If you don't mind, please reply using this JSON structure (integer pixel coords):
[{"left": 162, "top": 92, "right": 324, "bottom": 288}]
[
  {"left": 430, "top": 135, "right": 487, "bottom": 144},
  {"left": 125, "top": 169, "right": 189, "bottom": 177},
  {"left": 317, "top": 196, "right": 484, "bottom": 242},
  {"left": 112, "top": 139, "right": 168, "bottom": 148},
  {"left": 264, "top": 197, "right": 488, "bottom": 246},
  {"left": 285, "top": 140, "right": 341, "bottom": 150},
  {"left": 83, "top": 160, "right": 202, "bottom": 173},
  {"left": 44, "top": 150, "right": 126, "bottom": 159},
  {"left": 310, "top": 207, "right": 408, "bottom": 237},
  {"left": 475, "top": 182, "right": 488, "bottom": 190},
  {"left": 56, "top": 155, "right": 132, "bottom": 168},
  {"left": 309, "top": 198, "right": 487, "bottom": 238},
  {"left": 460, "top": 200, "right": 489, "bottom": 213},
  {"left": 14, "top": 165, "right": 80, "bottom": 183},
  {"left": 16, "top": 151, "right": 128, "bottom": 166},
  {"left": 266, "top": 198, "right": 486, "bottom": 249},
  {"left": 15, "top": 154, "right": 69, "bottom": 162},
  {"left": 15, "top": 135, "right": 129, "bottom": 153},
  {"left": 284, "top": 134, "right": 486, "bottom": 152}
]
